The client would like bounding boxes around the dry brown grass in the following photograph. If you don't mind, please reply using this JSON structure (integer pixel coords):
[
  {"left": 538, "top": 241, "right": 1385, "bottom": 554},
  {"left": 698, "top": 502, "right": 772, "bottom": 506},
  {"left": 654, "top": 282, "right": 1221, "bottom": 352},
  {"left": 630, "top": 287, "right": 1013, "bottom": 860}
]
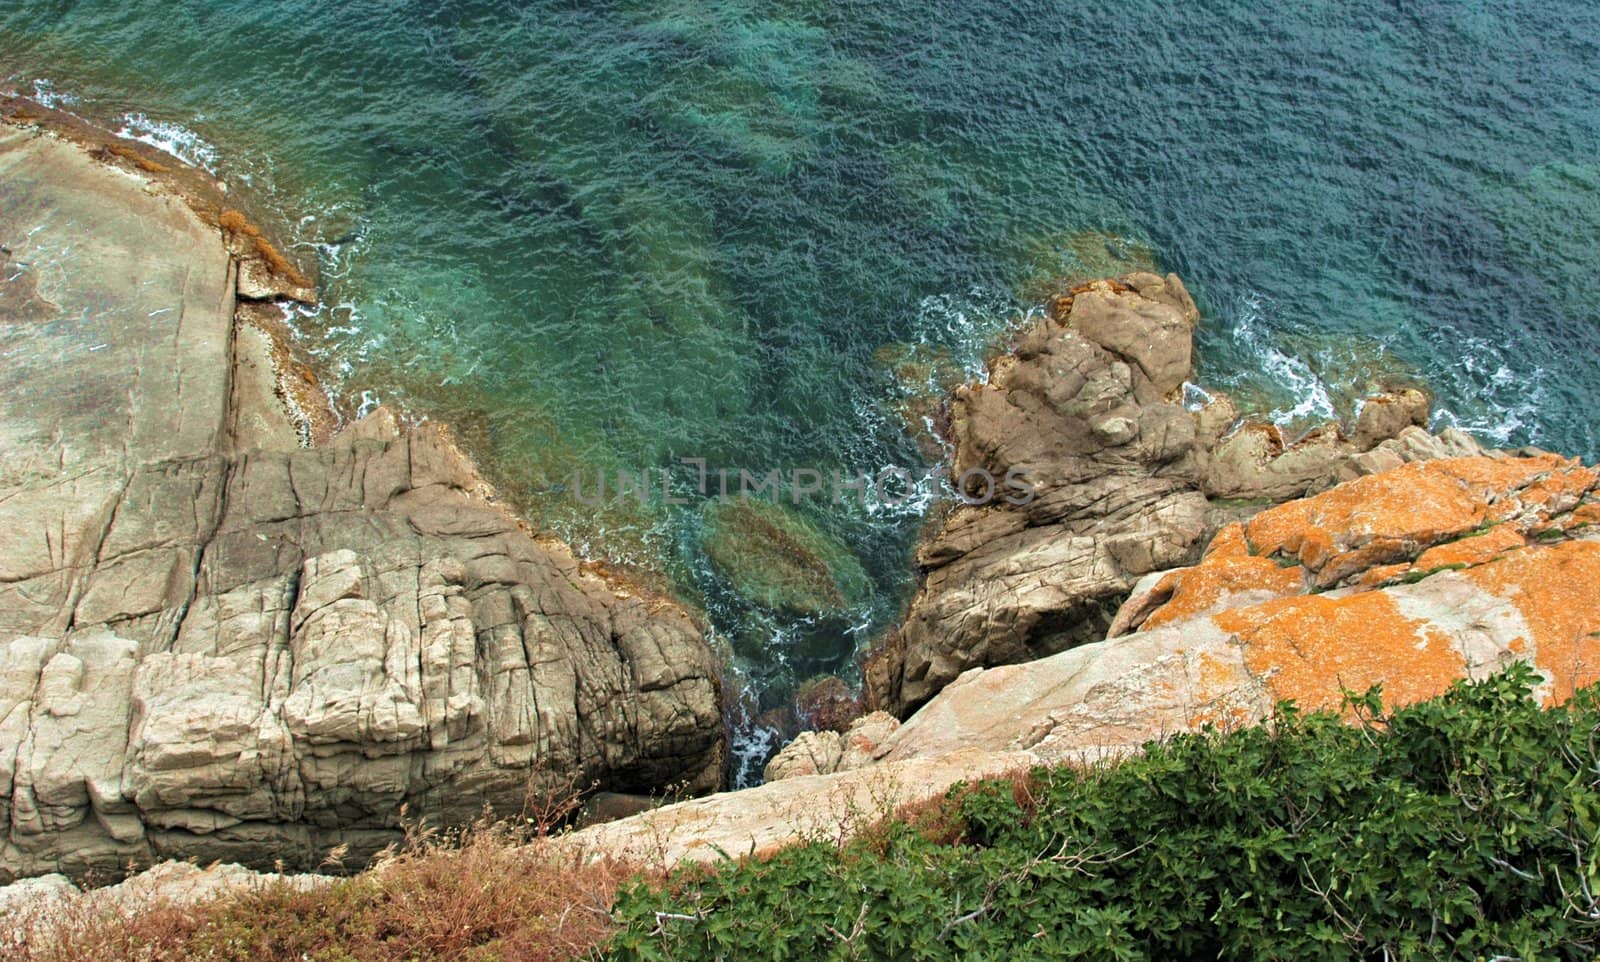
[{"left": 7, "top": 818, "right": 642, "bottom": 962}]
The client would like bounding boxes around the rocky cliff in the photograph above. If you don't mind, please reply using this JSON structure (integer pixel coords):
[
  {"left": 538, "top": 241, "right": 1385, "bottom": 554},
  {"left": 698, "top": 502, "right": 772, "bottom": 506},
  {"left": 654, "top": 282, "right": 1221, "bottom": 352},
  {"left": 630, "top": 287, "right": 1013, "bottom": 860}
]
[
  {"left": 4, "top": 108, "right": 1597, "bottom": 899},
  {"left": 866, "top": 273, "right": 1490, "bottom": 717},
  {"left": 0, "top": 122, "right": 723, "bottom": 881},
  {"left": 561, "top": 276, "right": 1600, "bottom": 868}
]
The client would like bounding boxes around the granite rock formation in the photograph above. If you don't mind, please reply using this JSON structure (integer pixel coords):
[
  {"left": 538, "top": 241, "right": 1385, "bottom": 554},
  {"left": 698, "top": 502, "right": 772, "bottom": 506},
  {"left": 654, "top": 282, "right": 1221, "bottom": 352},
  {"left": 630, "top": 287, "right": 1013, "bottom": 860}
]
[
  {"left": 0, "top": 123, "right": 723, "bottom": 881},
  {"left": 866, "top": 273, "right": 1490, "bottom": 717}
]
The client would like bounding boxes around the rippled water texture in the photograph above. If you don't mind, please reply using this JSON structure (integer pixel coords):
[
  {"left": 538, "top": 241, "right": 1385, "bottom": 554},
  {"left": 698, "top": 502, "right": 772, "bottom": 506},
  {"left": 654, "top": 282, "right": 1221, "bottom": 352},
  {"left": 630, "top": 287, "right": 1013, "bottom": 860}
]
[{"left": 6, "top": 0, "right": 1600, "bottom": 742}]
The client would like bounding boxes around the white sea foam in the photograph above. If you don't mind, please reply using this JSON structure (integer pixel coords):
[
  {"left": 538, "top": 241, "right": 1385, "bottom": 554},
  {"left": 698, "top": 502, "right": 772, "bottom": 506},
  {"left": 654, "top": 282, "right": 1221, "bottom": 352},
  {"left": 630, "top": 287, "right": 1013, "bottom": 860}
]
[
  {"left": 29, "top": 79, "right": 79, "bottom": 109},
  {"left": 1429, "top": 334, "right": 1548, "bottom": 447},
  {"left": 1181, "top": 381, "right": 1214, "bottom": 411},
  {"left": 114, "top": 112, "right": 220, "bottom": 174},
  {"left": 909, "top": 287, "right": 1032, "bottom": 379},
  {"left": 1225, "top": 290, "right": 1337, "bottom": 426}
]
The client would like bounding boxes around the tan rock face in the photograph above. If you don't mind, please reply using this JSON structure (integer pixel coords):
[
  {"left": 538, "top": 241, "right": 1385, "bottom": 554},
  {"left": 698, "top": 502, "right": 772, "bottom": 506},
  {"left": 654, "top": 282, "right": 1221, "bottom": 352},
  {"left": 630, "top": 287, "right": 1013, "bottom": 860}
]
[
  {"left": 865, "top": 272, "right": 1475, "bottom": 718},
  {"left": 566, "top": 747, "right": 1035, "bottom": 867},
  {"left": 0, "top": 127, "right": 723, "bottom": 881},
  {"left": 763, "top": 711, "right": 900, "bottom": 782},
  {"left": 864, "top": 274, "right": 1211, "bottom": 717}
]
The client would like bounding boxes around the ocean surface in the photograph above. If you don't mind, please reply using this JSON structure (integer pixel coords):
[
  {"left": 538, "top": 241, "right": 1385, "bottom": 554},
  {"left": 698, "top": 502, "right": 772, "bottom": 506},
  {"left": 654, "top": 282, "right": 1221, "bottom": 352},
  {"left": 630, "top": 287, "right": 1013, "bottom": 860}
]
[{"left": 6, "top": 0, "right": 1600, "bottom": 780}]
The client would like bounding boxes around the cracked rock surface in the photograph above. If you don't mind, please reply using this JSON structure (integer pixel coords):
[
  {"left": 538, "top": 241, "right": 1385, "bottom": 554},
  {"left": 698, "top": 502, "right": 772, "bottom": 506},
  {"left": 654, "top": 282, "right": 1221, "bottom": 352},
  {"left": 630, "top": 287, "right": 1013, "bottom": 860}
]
[
  {"left": 865, "top": 273, "right": 1491, "bottom": 717},
  {"left": 0, "top": 125, "right": 723, "bottom": 881}
]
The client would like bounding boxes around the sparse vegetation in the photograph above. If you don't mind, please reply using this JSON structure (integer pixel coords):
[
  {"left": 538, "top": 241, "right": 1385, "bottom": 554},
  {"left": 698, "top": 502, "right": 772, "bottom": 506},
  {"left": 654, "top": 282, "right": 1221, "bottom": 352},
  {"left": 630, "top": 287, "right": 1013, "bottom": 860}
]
[
  {"left": 7, "top": 817, "right": 640, "bottom": 962},
  {"left": 90, "top": 141, "right": 171, "bottom": 173}
]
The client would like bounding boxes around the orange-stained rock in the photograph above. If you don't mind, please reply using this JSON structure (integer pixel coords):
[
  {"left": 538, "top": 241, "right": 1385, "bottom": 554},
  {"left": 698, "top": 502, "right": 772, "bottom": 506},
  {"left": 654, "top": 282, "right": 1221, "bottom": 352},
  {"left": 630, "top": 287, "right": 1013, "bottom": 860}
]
[
  {"left": 1413, "top": 525, "right": 1526, "bottom": 572},
  {"left": 569, "top": 466, "right": 1600, "bottom": 872},
  {"left": 1354, "top": 563, "right": 1412, "bottom": 590},
  {"left": 1204, "top": 522, "right": 1252, "bottom": 559},
  {"left": 1137, "top": 555, "right": 1305, "bottom": 632},
  {"left": 1133, "top": 457, "right": 1600, "bottom": 627},
  {"left": 1217, "top": 592, "right": 1469, "bottom": 713},
  {"left": 1243, "top": 459, "right": 1492, "bottom": 571},
  {"left": 1571, "top": 502, "right": 1600, "bottom": 528},
  {"left": 1463, "top": 541, "right": 1600, "bottom": 702}
]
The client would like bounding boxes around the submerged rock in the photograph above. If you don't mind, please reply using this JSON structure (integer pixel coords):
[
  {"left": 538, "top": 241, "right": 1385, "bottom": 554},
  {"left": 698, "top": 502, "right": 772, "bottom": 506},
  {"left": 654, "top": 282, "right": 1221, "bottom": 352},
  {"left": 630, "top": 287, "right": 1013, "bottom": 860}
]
[
  {"left": 0, "top": 124, "right": 724, "bottom": 882},
  {"left": 701, "top": 499, "right": 870, "bottom": 617}
]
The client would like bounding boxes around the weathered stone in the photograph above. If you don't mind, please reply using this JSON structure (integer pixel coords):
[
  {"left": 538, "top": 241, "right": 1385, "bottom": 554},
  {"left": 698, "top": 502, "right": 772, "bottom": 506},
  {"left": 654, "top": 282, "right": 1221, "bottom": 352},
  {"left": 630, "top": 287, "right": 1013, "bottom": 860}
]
[
  {"left": 866, "top": 273, "right": 1491, "bottom": 718},
  {"left": 236, "top": 256, "right": 317, "bottom": 304},
  {"left": 0, "top": 860, "right": 327, "bottom": 940},
  {"left": 567, "top": 454, "right": 1600, "bottom": 870},
  {"left": 763, "top": 730, "right": 843, "bottom": 782},
  {"left": 1352, "top": 388, "right": 1430, "bottom": 450},
  {"left": 568, "top": 747, "right": 1035, "bottom": 867},
  {"left": 865, "top": 276, "right": 1214, "bottom": 717},
  {"left": 0, "top": 126, "right": 724, "bottom": 882},
  {"left": 764, "top": 710, "right": 900, "bottom": 782},
  {"left": 879, "top": 466, "right": 1600, "bottom": 770}
]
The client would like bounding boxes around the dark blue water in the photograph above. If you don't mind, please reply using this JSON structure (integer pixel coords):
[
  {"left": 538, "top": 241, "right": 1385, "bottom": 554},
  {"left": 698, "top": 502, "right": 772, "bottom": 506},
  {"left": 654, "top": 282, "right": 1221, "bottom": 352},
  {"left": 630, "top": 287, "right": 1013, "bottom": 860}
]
[{"left": 6, "top": 1, "right": 1599, "bottom": 767}]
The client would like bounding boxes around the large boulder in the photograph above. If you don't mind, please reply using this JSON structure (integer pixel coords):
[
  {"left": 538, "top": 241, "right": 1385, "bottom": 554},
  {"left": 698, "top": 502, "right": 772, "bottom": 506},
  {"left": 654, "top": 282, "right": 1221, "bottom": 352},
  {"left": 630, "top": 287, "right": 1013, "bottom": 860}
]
[
  {"left": 0, "top": 124, "right": 724, "bottom": 881},
  {"left": 866, "top": 272, "right": 1496, "bottom": 718},
  {"left": 876, "top": 454, "right": 1600, "bottom": 767},
  {"left": 700, "top": 499, "right": 870, "bottom": 617},
  {"left": 865, "top": 274, "right": 1211, "bottom": 716}
]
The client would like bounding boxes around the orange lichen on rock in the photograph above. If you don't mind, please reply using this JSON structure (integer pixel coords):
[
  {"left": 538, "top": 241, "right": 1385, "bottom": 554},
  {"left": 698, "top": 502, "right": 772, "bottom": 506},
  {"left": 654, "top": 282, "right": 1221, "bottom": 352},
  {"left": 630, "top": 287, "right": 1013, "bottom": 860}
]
[
  {"left": 1132, "top": 456, "right": 1600, "bottom": 640},
  {"left": 1238, "top": 456, "right": 1599, "bottom": 587},
  {"left": 1353, "top": 563, "right": 1413, "bottom": 590},
  {"left": 1514, "top": 463, "right": 1599, "bottom": 512},
  {"left": 1413, "top": 525, "right": 1525, "bottom": 572},
  {"left": 1427, "top": 452, "right": 1586, "bottom": 498},
  {"left": 1203, "top": 522, "right": 1251, "bottom": 559},
  {"left": 1464, "top": 540, "right": 1600, "bottom": 703},
  {"left": 1244, "top": 459, "right": 1487, "bottom": 566},
  {"left": 1139, "top": 555, "right": 1305, "bottom": 632},
  {"left": 1219, "top": 591, "right": 1469, "bottom": 714},
  {"left": 1568, "top": 502, "right": 1600, "bottom": 528},
  {"left": 1184, "top": 650, "right": 1260, "bottom": 729}
]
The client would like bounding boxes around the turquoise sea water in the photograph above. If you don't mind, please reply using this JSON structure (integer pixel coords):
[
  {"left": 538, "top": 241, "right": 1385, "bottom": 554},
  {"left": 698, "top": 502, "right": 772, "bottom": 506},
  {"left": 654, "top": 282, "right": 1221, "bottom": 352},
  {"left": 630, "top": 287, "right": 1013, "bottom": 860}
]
[{"left": 6, "top": 1, "right": 1600, "bottom": 776}]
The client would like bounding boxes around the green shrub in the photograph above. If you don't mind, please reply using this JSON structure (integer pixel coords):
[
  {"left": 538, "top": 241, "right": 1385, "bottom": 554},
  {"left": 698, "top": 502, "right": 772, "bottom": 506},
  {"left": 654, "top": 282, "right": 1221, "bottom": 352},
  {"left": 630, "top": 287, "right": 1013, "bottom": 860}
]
[{"left": 608, "top": 664, "right": 1600, "bottom": 961}]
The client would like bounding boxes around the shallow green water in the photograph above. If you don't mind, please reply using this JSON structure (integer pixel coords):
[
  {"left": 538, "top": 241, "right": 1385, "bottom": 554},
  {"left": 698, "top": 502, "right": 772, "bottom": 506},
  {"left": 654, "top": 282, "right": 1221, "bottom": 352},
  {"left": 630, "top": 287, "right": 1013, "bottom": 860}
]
[{"left": 6, "top": 0, "right": 1600, "bottom": 779}]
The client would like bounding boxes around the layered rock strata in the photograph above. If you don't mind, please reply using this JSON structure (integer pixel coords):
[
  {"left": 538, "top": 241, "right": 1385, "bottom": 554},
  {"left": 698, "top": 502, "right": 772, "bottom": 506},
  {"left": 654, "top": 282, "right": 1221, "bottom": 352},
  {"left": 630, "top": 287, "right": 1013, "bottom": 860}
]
[{"left": 0, "top": 123, "right": 723, "bottom": 881}]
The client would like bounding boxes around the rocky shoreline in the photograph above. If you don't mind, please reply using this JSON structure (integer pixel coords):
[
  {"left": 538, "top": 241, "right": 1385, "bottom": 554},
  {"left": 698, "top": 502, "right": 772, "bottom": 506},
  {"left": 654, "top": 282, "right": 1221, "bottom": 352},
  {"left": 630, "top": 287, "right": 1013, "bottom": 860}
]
[
  {"left": 0, "top": 118, "right": 723, "bottom": 882},
  {"left": 2, "top": 110, "right": 1599, "bottom": 914}
]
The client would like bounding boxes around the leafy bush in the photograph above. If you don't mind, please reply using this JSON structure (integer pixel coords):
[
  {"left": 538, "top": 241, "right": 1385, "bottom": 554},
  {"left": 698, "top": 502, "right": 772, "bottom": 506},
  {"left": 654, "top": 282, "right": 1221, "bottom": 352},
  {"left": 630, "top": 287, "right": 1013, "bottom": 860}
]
[{"left": 608, "top": 665, "right": 1600, "bottom": 961}]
